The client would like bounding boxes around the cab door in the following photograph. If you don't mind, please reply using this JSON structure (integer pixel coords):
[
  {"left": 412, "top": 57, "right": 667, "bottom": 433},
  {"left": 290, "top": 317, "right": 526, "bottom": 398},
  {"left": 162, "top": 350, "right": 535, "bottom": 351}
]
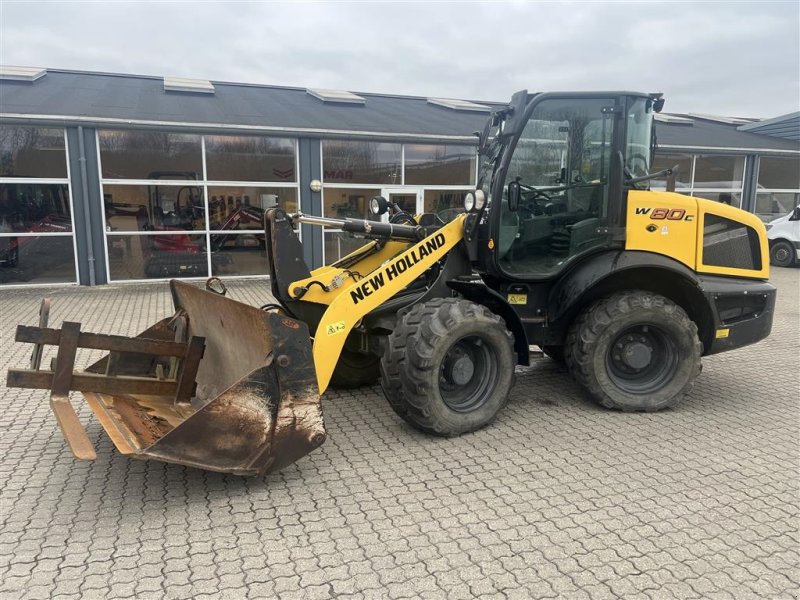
[{"left": 493, "top": 96, "right": 622, "bottom": 279}]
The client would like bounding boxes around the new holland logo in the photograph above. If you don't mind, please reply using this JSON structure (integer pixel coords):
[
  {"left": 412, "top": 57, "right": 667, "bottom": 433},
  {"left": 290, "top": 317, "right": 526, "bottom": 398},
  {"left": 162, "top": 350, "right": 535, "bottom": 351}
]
[
  {"left": 272, "top": 167, "right": 294, "bottom": 180},
  {"left": 349, "top": 233, "right": 447, "bottom": 305}
]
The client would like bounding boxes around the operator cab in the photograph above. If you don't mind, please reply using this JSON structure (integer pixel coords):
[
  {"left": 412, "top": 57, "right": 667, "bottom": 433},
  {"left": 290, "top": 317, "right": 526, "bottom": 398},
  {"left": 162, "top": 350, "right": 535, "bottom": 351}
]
[{"left": 476, "top": 91, "right": 660, "bottom": 280}]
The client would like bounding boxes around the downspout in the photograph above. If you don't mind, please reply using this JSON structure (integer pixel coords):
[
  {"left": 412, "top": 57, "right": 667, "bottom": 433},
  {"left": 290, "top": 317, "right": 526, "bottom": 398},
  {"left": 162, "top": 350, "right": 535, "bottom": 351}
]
[{"left": 77, "top": 126, "right": 96, "bottom": 285}]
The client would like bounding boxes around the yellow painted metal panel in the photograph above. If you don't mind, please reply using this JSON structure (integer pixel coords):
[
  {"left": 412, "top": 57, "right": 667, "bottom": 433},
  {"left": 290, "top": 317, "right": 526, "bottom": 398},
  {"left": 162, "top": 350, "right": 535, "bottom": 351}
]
[
  {"left": 625, "top": 190, "right": 699, "bottom": 269},
  {"left": 312, "top": 214, "right": 467, "bottom": 394},
  {"left": 625, "top": 190, "right": 769, "bottom": 279},
  {"left": 290, "top": 240, "right": 411, "bottom": 306}
]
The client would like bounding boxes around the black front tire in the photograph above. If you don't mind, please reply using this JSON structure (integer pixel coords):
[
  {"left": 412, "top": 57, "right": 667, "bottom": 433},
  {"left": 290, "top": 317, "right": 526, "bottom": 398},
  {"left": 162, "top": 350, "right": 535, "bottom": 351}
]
[
  {"left": 565, "top": 291, "right": 701, "bottom": 411},
  {"left": 380, "top": 298, "right": 515, "bottom": 436},
  {"left": 770, "top": 240, "right": 796, "bottom": 267},
  {"left": 330, "top": 349, "right": 381, "bottom": 389}
]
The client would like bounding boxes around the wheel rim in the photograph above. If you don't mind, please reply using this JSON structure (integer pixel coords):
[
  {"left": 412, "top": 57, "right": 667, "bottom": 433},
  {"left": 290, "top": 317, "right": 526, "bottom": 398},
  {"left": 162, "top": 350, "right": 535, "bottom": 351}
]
[
  {"left": 774, "top": 246, "right": 791, "bottom": 265},
  {"left": 605, "top": 324, "right": 679, "bottom": 394},
  {"left": 439, "top": 335, "right": 500, "bottom": 412}
]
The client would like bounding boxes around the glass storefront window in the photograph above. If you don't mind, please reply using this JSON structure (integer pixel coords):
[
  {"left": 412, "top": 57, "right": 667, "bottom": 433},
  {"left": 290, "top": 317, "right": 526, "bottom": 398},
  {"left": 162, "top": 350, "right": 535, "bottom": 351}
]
[
  {"left": 693, "top": 155, "right": 745, "bottom": 188},
  {"left": 0, "top": 184, "right": 72, "bottom": 233},
  {"left": 324, "top": 231, "right": 371, "bottom": 265},
  {"left": 650, "top": 153, "right": 693, "bottom": 190},
  {"left": 322, "top": 141, "right": 401, "bottom": 184},
  {"left": 755, "top": 192, "right": 800, "bottom": 222},
  {"left": 205, "top": 136, "right": 296, "bottom": 182},
  {"left": 424, "top": 190, "right": 467, "bottom": 221},
  {"left": 757, "top": 156, "right": 800, "bottom": 190},
  {"left": 691, "top": 191, "right": 743, "bottom": 209},
  {"left": 404, "top": 144, "right": 476, "bottom": 185},
  {"left": 0, "top": 235, "right": 76, "bottom": 284},
  {"left": 210, "top": 234, "right": 268, "bottom": 276},
  {"left": 103, "top": 184, "right": 204, "bottom": 232},
  {"left": 106, "top": 234, "right": 209, "bottom": 280},
  {"left": 98, "top": 131, "right": 202, "bottom": 180},
  {"left": 322, "top": 187, "right": 381, "bottom": 221},
  {"left": 98, "top": 128, "right": 301, "bottom": 282},
  {"left": 208, "top": 186, "right": 296, "bottom": 230},
  {"left": 0, "top": 126, "right": 67, "bottom": 178}
]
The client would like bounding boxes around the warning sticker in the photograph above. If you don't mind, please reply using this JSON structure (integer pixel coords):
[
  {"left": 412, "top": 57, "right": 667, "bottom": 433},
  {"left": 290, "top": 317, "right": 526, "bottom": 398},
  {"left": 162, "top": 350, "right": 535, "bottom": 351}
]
[
  {"left": 326, "top": 320, "right": 346, "bottom": 336},
  {"left": 507, "top": 294, "right": 527, "bottom": 305},
  {"left": 715, "top": 328, "right": 730, "bottom": 339}
]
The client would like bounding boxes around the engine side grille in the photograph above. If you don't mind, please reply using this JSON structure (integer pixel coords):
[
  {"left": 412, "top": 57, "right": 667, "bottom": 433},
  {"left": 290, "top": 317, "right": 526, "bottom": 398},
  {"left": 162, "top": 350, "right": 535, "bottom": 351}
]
[{"left": 702, "top": 214, "right": 762, "bottom": 271}]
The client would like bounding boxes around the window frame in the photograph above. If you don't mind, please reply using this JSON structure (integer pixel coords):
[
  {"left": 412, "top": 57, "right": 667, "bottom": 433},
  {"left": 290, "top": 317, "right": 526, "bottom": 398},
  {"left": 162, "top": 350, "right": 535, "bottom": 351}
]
[
  {"left": 753, "top": 155, "right": 800, "bottom": 222},
  {"left": 319, "top": 141, "right": 478, "bottom": 264},
  {"left": 651, "top": 152, "right": 749, "bottom": 209},
  {"left": 0, "top": 126, "right": 79, "bottom": 287},
  {"left": 97, "top": 131, "right": 301, "bottom": 283}
]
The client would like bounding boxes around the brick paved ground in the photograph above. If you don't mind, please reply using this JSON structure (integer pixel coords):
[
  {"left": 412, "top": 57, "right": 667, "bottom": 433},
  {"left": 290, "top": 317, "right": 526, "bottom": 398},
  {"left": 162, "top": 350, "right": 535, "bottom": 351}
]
[{"left": 0, "top": 268, "right": 797, "bottom": 600}]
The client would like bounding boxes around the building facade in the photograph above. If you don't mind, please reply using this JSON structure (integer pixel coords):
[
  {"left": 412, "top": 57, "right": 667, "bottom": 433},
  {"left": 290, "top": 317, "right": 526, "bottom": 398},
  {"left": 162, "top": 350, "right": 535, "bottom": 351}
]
[{"left": 1, "top": 67, "right": 798, "bottom": 287}]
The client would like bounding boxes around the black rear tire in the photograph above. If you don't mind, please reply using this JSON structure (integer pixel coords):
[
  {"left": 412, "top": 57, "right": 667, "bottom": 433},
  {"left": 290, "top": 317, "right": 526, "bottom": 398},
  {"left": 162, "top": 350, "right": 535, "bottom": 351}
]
[
  {"left": 565, "top": 290, "right": 701, "bottom": 411},
  {"left": 380, "top": 298, "right": 515, "bottom": 436},
  {"left": 329, "top": 349, "right": 380, "bottom": 389},
  {"left": 770, "top": 240, "right": 796, "bottom": 267}
]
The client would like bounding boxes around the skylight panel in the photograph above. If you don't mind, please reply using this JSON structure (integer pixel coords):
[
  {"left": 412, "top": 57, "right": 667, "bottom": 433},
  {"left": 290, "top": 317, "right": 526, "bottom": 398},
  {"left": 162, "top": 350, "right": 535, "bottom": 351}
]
[
  {"left": 164, "top": 77, "right": 215, "bottom": 94},
  {"left": 427, "top": 98, "right": 491, "bottom": 112},
  {"left": 655, "top": 113, "right": 694, "bottom": 125},
  {"left": 0, "top": 66, "right": 47, "bottom": 82},
  {"left": 687, "top": 113, "right": 756, "bottom": 125},
  {"left": 306, "top": 89, "right": 366, "bottom": 104}
]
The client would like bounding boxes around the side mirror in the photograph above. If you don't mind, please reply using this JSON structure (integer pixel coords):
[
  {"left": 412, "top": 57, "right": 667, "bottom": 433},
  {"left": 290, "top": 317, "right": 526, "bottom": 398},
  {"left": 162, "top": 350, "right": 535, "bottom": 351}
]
[
  {"left": 508, "top": 179, "right": 521, "bottom": 212},
  {"left": 477, "top": 117, "right": 493, "bottom": 154},
  {"left": 500, "top": 90, "right": 528, "bottom": 139},
  {"left": 666, "top": 165, "right": 679, "bottom": 193}
]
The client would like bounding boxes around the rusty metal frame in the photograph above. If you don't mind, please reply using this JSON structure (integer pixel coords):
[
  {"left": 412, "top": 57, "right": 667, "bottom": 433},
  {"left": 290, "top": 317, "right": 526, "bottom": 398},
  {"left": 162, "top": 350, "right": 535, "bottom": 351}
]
[
  {"left": 7, "top": 299, "right": 206, "bottom": 459},
  {"left": 6, "top": 281, "right": 326, "bottom": 476}
]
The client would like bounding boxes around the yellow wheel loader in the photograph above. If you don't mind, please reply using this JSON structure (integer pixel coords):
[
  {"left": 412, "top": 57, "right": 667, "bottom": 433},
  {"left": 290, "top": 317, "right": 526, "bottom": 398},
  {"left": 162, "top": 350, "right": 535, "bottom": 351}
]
[{"left": 7, "top": 91, "right": 776, "bottom": 476}]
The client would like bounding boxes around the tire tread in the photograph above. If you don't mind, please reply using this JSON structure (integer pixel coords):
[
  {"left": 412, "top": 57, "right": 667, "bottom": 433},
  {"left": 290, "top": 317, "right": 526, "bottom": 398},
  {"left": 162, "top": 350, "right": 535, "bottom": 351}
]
[
  {"left": 380, "top": 298, "right": 515, "bottom": 435},
  {"left": 565, "top": 290, "right": 702, "bottom": 411}
]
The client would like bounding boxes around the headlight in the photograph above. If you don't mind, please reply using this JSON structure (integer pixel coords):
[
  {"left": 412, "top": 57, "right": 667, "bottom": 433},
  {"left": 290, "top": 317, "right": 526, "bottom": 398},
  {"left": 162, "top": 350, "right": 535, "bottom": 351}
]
[
  {"left": 464, "top": 192, "right": 476, "bottom": 212},
  {"left": 474, "top": 189, "right": 486, "bottom": 210},
  {"left": 370, "top": 196, "right": 389, "bottom": 215}
]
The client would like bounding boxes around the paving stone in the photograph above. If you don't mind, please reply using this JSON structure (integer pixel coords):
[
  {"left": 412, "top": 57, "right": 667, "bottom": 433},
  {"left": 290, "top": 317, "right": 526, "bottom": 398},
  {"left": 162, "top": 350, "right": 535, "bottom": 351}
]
[{"left": 0, "top": 271, "right": 798, "bottom": 599}]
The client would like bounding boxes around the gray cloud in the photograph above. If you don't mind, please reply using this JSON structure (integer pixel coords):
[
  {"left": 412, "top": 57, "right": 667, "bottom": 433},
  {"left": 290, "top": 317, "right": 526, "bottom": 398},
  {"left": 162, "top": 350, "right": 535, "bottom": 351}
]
[{"left": 1, "top": 0, "right": 798, "bottom": 117}]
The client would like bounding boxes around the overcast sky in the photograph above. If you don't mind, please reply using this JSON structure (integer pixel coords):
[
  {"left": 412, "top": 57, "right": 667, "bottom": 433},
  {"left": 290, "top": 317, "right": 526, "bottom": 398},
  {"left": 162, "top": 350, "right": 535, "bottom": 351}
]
[{"left": 1, "top": 1, "right": 798, "bottom": 118}]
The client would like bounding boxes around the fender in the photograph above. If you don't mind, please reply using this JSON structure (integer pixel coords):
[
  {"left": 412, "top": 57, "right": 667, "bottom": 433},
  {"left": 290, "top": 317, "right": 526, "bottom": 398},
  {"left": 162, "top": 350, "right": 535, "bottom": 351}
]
[
  {"left": 446, "top": 280, "right": 530, "bottom": 366},
  {"left": 547, "top": 250, "right": 714, "bottom": 345}
]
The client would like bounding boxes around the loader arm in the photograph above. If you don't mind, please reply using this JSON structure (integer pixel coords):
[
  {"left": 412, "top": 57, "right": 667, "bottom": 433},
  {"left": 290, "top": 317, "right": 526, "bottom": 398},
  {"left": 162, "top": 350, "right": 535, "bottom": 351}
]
[{"left": 311, "top": 213, "right": 467, "bottom": 393}]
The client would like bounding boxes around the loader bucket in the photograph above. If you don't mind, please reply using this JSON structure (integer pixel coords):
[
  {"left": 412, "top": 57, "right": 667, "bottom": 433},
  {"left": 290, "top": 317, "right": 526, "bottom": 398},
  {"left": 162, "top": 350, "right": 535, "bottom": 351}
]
[{"left": 6, "top": 280, "right": 326, "bottom": 476}]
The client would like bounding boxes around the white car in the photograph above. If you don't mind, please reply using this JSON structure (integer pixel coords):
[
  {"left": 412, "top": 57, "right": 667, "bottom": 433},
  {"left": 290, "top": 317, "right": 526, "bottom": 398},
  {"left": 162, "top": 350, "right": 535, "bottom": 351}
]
[{"left": 767, "top": 206, "right": 800, "bottom": 267}]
